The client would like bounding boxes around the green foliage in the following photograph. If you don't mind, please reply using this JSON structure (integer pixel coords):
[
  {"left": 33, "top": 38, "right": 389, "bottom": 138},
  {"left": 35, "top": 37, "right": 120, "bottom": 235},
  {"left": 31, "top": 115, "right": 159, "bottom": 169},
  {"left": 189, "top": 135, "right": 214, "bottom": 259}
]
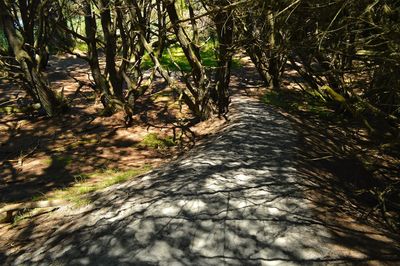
[
  {"left": 0, "top": 28, "right": 7, "bottom": 50},
  {"left": 0, "top": 103, "right": 43, "bottom": 115},
  {"left": 12, "top": 210, "right": 32, "bottom": 225},
  {"left": 0, "top": 106, "right": 22, "bottom": 115},
  {"left": 74, "top": 41, "right": 88, "bottom": 52},
  {"left": 138, "top": 133, "right": 176, "bottom": 149},
  {"left": 142, "top": 42, "right": 240, "bottom": 71}
]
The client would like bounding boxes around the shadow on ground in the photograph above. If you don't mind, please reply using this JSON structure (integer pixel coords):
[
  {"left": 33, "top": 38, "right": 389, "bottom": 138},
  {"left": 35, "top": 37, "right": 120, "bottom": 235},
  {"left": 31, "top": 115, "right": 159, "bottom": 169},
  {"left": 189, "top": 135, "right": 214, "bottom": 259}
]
[
  {"left": 2, "top": 97, "right": 399, "bottom": 265},
  {"left": 0, "top": 108, "right": 144, "bottom": 203},
  {"left": 0, "top": 54, "right": 177, "bottom": 204}
]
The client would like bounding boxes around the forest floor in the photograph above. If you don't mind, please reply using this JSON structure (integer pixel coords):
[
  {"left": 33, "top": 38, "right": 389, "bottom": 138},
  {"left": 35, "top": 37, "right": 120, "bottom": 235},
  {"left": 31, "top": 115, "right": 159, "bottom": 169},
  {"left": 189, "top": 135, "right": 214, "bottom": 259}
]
[
  {"left": 0, "top": 54, "right": 225, "bottom": 207},
  {"left": 1, "top": 56, "right": 400, "bottom": 264}
]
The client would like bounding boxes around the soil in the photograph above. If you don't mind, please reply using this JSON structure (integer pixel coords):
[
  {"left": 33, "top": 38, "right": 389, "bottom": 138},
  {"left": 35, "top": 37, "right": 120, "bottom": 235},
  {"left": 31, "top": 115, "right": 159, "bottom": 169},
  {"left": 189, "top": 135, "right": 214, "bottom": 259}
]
[{"left": 0, "top": 54, "right": 226, "bottom": 204}]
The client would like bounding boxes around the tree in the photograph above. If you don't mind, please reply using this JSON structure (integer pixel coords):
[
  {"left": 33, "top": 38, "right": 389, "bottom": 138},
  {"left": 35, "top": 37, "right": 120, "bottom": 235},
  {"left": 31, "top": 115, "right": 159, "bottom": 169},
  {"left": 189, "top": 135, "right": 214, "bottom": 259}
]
[{"left": 0, "top": 0, "right": 63, "bottom": 116}]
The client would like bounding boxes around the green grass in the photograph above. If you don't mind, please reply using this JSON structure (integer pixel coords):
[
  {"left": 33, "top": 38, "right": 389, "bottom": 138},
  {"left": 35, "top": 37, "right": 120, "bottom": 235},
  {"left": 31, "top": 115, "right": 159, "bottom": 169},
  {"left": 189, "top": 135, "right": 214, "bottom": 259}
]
[
  {"left": 262, "top": 90, "right": 299, "bottom": 110},
  {"left": 262, "top": 89, "right": 335, "bottom": 119},
  {"left": 138, "top": 133, "right": 176, "bottom": 149},
  {"left": 72, "top": 40, "right": 240, "bottom": 71},
  {"left": 34, "top": 165, "right": 152, "bottom": 208},
  {"left": 142, "top": 42, "right": 240, "bottom": 71},
  {"left": 0, "top": 103, "right": 42, "bottom": 115},
  {"left": 12, "top": 210, "right": 33, "bottom": 225},
  {"left": 74, "top": 41, "right": 88, "bottom": 52},
  {"left": 44, "top": 156, "right": 73, "bottom": 168}
]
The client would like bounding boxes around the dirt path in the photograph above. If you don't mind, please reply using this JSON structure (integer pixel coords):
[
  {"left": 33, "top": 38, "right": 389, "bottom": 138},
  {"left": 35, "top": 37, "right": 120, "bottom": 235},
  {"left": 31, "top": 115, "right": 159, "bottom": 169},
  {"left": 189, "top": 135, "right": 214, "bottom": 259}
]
[{"left": 2, "top": 93, "right": 400, "bottom": 265}]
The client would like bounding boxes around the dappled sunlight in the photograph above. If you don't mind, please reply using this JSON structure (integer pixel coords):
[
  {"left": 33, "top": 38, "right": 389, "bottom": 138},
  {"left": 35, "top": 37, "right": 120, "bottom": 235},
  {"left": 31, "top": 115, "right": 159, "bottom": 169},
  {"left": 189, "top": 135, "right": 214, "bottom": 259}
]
[
  {"left": 4, "top": 97, "right": 398, "bottom": 265},
  {"left": 1, "top": 0, "right": 399, "bottom": 263}
]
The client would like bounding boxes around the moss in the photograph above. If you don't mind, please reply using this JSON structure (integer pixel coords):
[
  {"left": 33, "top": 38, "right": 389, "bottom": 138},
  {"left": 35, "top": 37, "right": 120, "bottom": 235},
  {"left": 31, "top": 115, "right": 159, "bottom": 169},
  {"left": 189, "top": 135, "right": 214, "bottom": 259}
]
[
  {"left": 320, "top": 85, "right": 346, "bottom": 103},
  {"left": 0, "top": 28, "right": 8, "bottom": 50}
]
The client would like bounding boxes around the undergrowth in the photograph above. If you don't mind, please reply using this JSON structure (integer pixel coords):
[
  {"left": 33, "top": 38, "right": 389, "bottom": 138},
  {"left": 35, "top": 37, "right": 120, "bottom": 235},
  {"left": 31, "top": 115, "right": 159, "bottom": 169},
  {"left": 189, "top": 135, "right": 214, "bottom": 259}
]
[
  {"left": 262, "top": 89, "right": 336, "bottom": 119},
  {"left": 262, "top": 88, "right": 400, "bottom": 233}
]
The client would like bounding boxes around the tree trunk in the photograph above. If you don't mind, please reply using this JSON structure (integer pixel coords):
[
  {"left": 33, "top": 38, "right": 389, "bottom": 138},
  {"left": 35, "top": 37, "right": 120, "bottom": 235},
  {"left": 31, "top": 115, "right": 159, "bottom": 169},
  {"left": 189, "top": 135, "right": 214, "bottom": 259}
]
[
  {"left": 213, "top": 8, "right": 233, "bottom": 116},
  {"left": 83, "top": 0, "right": 113, "bottom": 111},
  {"left": 164, "top": 0, "right": 210, "bottom": 119},
  {"left": 99, "top": 0, "right": 124, "bottom": 99},
  {"left": 1, "top": 0, "right": 60, "bottom": 116}
]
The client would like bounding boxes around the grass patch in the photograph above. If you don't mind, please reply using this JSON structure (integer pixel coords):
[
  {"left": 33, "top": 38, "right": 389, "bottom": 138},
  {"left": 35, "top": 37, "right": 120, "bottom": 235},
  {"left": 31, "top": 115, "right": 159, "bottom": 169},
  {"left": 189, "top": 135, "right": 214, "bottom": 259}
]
[
  {"left": 138, "top": 133, "right": 176, "bottom": 149},
  {"left": 142, "top": 42, "right": 240, "bottom": 71},
  {"left": 74, "top": 41, "right": 88, "bottom": 52},
  {"left": 44, "top": 156, "right": 73, "bottom": 168},
  {"left": 262, "top": 89, "right": 335, "bottom": 119},
  {"left": 12, "top": 210, "right": 31, "bottom": 224},
  {"left": 262, "top": 90, "right": 299, "bottom": 111},
  {"left": 38, "top": 165, "right": 151, "bottom": 207},
  {"left": 0, "top": 104, "right": 41, "bottom": 115}
]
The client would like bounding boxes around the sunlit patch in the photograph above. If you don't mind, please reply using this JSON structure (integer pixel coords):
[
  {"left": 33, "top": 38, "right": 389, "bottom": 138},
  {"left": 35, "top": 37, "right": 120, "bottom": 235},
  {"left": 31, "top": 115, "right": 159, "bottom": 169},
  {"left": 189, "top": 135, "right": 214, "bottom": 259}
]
[
  {"left": 161, "top": 205, "right": 180, "bottom": 216},
  {"left": 148, "top": 241, "right": 172, "bottom": 260},
  {"left": 204, "top": 176, "right": 225, "bottom": 190},
  {"left": 234, "top": 173, "right": 251, "bottom": 182},
  {"left": 187, "top": 199, "right": 206, "bottom": 212},
  {"left": 274, "top": 236, "right": 289, "bottom": 247},
  {"left": 134, "top": 220, "right": 155, "bottom": 243},
  {"left": 267, "top": 207, "right": 281, "bottom": 215}
]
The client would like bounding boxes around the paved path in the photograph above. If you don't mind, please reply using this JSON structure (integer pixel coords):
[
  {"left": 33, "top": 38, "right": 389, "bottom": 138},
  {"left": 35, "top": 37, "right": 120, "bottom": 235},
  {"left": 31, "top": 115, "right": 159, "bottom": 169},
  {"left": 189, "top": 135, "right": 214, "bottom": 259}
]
[{"left": 3, "top": 97, "right": 400, "bottom": 265}]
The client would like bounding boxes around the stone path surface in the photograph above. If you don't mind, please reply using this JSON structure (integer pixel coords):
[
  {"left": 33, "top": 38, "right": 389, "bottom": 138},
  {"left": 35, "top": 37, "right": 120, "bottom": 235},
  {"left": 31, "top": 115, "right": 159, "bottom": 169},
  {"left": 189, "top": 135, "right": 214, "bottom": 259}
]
[{"left": 2, "top": 96, "right": 400, "bottom": 265}]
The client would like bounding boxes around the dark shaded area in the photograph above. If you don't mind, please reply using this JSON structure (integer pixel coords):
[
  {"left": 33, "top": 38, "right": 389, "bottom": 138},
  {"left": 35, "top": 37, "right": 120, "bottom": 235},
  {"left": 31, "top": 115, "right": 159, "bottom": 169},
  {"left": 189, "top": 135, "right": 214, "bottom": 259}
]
[
  {"left": 0, "top": 110, "right": 141, "bottom": 203},
  {"left": 267, "top": 84, "right": 400, "bottom": 235}
]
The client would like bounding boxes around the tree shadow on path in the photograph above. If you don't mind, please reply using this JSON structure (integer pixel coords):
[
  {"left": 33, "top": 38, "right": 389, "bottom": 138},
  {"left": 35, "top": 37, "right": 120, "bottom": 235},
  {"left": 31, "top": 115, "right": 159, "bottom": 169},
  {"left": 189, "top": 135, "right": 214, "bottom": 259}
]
[{"left": 3, "top": 97, "right": 400, "bottom": 265}]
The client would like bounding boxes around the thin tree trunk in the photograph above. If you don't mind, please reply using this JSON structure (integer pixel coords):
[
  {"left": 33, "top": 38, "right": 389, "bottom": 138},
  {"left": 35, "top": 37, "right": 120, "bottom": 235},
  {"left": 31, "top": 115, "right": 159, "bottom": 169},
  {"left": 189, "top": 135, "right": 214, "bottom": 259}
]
[
  {"left": 99, "top": 0, "right": 124, "bottom": 99},
  {"left": 213, "top": 8, "right": 233, "bottom": 116},
  {"left": 83, "top": 0, "right": 113, "bottom": 111}
]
